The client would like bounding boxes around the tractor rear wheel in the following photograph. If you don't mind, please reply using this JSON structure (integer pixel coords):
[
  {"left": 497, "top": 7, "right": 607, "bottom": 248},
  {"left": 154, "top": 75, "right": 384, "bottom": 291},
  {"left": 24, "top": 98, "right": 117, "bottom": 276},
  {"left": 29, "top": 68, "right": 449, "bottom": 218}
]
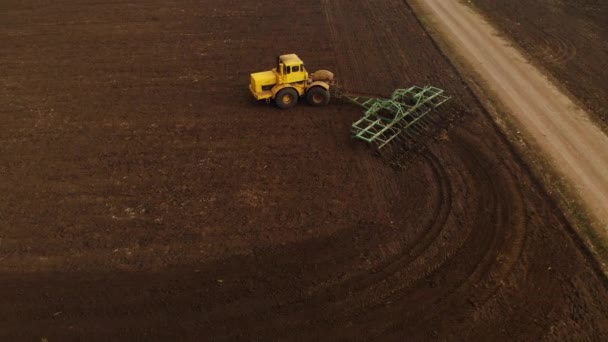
[
  {"left": 275, "top": 88, "right": 298, "bottom": 109},
  {"left": 306, "top": 86, "right": 330, "bottom": 106}
]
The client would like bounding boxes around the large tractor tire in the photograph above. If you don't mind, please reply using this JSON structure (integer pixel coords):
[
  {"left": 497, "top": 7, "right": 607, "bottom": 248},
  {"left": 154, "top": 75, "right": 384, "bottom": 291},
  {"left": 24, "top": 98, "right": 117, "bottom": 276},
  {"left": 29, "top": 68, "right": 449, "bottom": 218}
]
[
  {"left": 306, "top": 86, "right": 330, "bottom": 106},
  {"left": 275, "top": 88, "right": 298, "bottom": 109}
]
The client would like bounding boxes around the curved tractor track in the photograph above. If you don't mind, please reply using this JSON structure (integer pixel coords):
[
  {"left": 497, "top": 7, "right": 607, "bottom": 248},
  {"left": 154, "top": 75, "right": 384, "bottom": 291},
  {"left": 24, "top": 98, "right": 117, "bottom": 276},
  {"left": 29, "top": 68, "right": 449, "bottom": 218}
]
[{"left": 1, "top": 0, "right": 608, "bottom": 340}]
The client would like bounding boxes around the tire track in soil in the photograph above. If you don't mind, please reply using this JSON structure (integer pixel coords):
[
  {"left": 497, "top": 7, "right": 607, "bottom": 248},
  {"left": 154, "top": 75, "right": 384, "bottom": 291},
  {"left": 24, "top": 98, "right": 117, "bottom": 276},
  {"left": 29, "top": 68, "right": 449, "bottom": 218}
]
[
  {"left": 319, "top": 0, "right": 455, "bottom": 282},
  {"left": 319, "top": 0, "right": 528, "bottom": 331},
  {"left": 315, "top": 0, "right": 606, "bottom": 339},
  {"left": 535, "top": 32, "right": 577, "bottom": 66},
  {"left": 327, "top": 130, "right": 526, "bottom": 339},
  {"left": 388, "top": 131, "right": 527, "bottom": 333}
]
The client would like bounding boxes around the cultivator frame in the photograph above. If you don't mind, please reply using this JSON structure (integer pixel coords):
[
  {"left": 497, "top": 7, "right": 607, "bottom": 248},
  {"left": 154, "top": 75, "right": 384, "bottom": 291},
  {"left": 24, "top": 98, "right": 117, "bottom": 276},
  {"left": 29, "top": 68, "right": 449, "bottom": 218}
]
[{"left": 339, "top": 85, "right": 450, "bottom": 160}]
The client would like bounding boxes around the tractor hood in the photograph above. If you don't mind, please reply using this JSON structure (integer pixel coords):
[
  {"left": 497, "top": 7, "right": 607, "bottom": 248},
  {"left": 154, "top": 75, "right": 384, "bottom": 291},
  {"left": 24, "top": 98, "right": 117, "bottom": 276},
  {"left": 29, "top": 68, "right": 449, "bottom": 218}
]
[{"left": 250, "top": 70, "right": 277, "bottom": 86}]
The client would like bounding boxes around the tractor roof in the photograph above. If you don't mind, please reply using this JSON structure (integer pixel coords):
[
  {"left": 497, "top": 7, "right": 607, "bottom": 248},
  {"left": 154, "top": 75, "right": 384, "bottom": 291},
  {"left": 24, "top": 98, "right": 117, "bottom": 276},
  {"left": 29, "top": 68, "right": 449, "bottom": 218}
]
[{"left": 280, "top": 54, "right": 303, "bottom": 65}]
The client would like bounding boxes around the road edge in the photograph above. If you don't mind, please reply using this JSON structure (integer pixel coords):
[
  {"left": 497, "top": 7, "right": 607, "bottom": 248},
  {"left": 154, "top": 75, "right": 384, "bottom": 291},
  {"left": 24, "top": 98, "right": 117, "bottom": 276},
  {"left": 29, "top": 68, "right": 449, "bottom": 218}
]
[
  {"left": 406, "top": 0, "right": 608, "bottom": 275},
  {"left": 463, "top": 1, "right": 608, "bottom": 136}
]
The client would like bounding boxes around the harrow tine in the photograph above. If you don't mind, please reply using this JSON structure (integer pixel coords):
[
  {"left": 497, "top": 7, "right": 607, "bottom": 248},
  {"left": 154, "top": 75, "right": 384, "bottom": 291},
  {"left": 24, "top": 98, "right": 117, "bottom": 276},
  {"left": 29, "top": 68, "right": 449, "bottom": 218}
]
[
  {"left": 349, "top": 85, "right": 451, "bottom": 167},
  {"left": 416, "top": 119, "right": 430, "bottom": 129}
]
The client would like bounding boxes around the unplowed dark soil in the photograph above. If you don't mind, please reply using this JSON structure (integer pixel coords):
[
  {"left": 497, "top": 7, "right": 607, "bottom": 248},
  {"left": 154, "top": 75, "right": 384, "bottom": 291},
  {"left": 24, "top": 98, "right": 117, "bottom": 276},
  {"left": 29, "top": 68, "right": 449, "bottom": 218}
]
[
  {"left": 469, "top": 0, "right": 608, "bottom": 132},
  {"left": 1, "top": 0, "right": 608, "bottom": 340}
]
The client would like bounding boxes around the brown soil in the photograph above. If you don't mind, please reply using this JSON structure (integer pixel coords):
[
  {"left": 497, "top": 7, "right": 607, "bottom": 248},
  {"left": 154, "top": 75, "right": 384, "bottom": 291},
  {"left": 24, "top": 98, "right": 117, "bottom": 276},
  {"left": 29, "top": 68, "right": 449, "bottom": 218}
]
[
  {"left": 1, "top": 0, "right": 607, "bottom": 340},
  {"left": 468, "top": 0, "right": 608, "bottom": 133}
]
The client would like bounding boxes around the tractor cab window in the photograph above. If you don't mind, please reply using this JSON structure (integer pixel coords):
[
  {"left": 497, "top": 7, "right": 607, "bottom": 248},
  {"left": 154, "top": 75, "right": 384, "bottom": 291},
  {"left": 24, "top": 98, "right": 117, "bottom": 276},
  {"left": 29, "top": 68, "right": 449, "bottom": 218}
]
[
  {"left": 292, "top": 65, "right": 299, "bottom": 72},
  {"left": 286, "top": 66, "right": 291, "bottom": 74}
]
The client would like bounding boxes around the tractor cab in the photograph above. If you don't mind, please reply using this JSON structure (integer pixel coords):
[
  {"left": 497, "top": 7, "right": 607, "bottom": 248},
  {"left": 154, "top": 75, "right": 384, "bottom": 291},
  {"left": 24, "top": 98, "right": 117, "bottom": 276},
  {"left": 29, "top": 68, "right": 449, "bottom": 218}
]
[{"left": 274, "top": 54, "right": 307, "bottom": 84}]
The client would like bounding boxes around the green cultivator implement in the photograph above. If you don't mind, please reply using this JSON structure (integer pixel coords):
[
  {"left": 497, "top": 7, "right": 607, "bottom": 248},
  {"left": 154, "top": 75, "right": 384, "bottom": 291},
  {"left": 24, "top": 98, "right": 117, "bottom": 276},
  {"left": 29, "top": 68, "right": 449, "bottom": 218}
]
[{"left": 340, "top": 85, "right": 450, "bottom": 163}]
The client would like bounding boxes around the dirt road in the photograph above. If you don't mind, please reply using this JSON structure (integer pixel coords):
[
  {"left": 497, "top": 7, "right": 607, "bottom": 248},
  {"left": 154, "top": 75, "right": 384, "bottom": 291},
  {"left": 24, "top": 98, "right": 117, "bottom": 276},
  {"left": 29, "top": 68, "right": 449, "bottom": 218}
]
[{"left": 413, "top": 0, "right": 608, "bottom": 231}]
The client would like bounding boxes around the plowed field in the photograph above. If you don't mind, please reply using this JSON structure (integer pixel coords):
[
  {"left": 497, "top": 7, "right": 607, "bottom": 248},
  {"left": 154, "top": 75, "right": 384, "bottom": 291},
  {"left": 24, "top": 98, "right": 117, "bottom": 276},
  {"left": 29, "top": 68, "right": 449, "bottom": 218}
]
[
  {"left": 1, "top": 0, "right": 607, "bottom": 340},
  {"left": 469, "top": 0, "right": 608, "bottom": 132}
]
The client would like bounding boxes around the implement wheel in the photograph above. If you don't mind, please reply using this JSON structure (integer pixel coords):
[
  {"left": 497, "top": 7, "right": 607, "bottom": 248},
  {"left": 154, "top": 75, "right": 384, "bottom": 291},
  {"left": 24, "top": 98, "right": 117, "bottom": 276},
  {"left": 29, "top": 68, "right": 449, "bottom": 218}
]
[
  {"left": 306, "top": 86, "right": 330, "bottom": 106},
  {"left": 275, "top": 88, "right": 298, "bottom": 109}
]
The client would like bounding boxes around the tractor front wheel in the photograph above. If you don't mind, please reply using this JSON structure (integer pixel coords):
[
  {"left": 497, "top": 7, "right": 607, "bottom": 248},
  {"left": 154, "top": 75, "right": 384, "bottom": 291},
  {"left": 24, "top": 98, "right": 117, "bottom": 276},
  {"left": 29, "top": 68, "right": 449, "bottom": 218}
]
[
  {"left": 275, "top": 88, "right": 298, "bottom": 109},
  {"left": 306, "top": 86, "right": 330, "bottom": 106}
]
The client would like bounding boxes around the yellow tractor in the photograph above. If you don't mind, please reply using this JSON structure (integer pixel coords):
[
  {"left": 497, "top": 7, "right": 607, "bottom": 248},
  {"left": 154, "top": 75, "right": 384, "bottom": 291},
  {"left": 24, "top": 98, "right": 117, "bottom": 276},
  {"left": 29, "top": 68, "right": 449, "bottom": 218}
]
[{"left": 249, "top": 54, "right": 335, "bottom": 109}]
